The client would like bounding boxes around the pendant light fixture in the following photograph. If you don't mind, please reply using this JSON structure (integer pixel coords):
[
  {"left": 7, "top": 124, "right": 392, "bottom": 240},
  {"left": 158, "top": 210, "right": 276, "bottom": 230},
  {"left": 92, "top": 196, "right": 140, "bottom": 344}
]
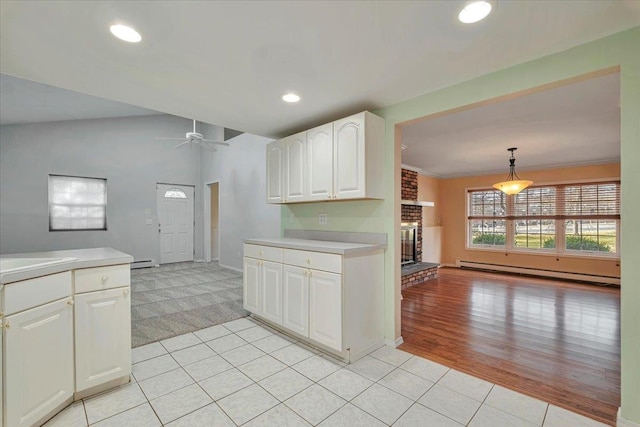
[{"left": 492, "top": 147, "right": 533, "bottom": 195}]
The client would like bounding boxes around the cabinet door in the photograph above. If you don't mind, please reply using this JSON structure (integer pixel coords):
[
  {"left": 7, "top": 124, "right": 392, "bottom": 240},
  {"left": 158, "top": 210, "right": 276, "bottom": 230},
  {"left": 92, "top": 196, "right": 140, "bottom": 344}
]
[
  {"left": 266, "top": 140, "right": 284, "bottom": 203},
  {"left": 5, "top": 298, "right": 74, "bottom": 427},
  {"left": 75, "top": 287, "right": 131, "bottom": 392},
  {"left": 333, "top": 113, "right": 366, "bottom": 199},
  {"left": 283, "top": 132, "right": 306, "bottom": 202},
  {"left": 282, "top": 265, "right": 309, "bottom": 336},
  {"left": 261, "top": 261, "right": 283, "bottom": 325},
  {"left": 309, "top": 270, "right": 343, "bottom": 351},
  {"left": 307, "top": 123, "right": 334, "bottom": 201},
  {"left": 243, "top": 257, "right": 261, "bottom": 314}
]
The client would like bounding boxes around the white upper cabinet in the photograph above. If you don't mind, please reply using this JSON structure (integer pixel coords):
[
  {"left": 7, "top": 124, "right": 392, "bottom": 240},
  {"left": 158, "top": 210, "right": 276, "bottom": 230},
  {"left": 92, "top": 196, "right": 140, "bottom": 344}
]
[
  {"left": 307, "top": 123, "right": 334, "bottom": 201},
  {"left": 267, "top": 111, "right": 384, "bottom": 204},
  {"left": 283, "top": 132, "right": 306, "bottom": 202},
  {"left": 333, "top": 113, "right": 367, "bottom": 200},
  {"left": 266, "top": 141, "right": 284, "bottom": 203}
]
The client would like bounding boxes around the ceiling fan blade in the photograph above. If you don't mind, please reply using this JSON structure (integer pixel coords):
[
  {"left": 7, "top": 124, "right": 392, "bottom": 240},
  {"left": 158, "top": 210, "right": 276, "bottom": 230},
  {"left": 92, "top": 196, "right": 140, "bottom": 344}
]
[
  {"left": 156, "top": 136, "right": 185, "bottom": 141},
  {"left": 173, "top": 140, "right": 191, "bottom": 149},
  {"left": 201, "top": 138, "right": 230, "bottom": 147},
  {"left": 201, "top": 142, "right": 218, "bottom": 152}
]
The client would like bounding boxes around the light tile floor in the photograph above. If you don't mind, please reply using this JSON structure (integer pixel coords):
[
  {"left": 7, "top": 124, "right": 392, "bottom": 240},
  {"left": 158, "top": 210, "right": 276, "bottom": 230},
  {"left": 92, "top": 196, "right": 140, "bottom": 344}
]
[{"left": 45, "top": 317, "right": 610, "bottom": 427}]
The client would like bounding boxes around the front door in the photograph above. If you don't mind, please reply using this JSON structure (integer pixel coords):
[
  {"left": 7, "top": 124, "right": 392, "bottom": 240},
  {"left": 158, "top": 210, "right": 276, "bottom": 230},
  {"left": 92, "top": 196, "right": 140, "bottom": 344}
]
[{"left": 157, "top": 183, "right": 194, "bottom": 264}]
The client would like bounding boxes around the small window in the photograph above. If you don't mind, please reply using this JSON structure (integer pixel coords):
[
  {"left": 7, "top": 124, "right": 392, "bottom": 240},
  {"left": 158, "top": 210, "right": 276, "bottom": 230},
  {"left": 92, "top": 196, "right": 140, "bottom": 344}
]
[
  {"left": 164, "top": 188, "right": 188, "bottom": 199},
  {"left": 49, "top": 175, "right": 107, "bottom": 231}
]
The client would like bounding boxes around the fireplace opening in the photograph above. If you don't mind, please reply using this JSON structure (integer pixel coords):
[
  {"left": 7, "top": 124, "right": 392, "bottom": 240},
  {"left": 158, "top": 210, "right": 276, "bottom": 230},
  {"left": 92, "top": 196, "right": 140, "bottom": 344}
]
[{"left": 401, "top": 222, "right": 418, "bottom": 265}]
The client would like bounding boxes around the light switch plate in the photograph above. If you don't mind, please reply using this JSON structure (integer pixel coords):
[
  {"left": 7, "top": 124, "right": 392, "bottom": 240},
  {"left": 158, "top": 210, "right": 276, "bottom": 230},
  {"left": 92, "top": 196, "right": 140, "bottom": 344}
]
[{"left": 145, "top": 219, "right": 153, "bottom": 225}]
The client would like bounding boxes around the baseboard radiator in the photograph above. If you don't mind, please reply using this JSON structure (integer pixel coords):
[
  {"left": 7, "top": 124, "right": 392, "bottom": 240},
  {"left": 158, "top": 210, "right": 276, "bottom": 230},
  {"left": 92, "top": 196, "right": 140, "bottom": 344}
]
[
  {"left": 131, "top": 259, "right": 155, "bottom": 269},
  {"left": 456, "top": 260, "right": 620, "bottom": 286}
]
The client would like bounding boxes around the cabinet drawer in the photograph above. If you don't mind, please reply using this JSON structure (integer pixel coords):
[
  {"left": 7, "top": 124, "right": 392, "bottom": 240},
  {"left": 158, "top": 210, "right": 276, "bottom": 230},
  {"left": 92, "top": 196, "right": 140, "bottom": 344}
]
[
  {"left": 284, "top": 249, "right": 342, "bottom": 273},
  {"left": 244, "top": 244, "right": 283, "bottom": 263},
  {"left": 74, "top": 264, "right": 130, "bottom": 294},
  {"left": 3, "top": 271, "right": 72, "bottom": 316}
]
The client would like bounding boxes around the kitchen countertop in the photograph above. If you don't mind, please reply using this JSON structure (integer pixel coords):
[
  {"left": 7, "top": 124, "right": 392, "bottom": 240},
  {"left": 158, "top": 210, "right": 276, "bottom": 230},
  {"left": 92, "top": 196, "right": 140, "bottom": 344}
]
[
  {"left": 0, "top": 247, "right": 133, "bottom": 285},
  {"left": 244, "top": 237, "right": 386, "bottom": 256}
]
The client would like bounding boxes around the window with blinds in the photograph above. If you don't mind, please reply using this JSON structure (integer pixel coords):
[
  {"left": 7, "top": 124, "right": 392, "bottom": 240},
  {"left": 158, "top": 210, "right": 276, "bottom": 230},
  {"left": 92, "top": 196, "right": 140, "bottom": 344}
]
[
  {"left": 467, "top": 180, "right": 620, "bottom": 257},
  {"left": 49, "top": 175, "right": 107, "bottom": 231}
]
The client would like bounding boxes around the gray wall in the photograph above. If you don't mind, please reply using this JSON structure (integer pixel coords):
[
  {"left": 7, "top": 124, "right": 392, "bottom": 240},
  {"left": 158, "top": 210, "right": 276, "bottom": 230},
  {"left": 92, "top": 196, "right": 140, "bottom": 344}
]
[
  {"left": 0, "top": 115, "right": 207, "bottom": 262},
  {"left": 200, "top": 125, "right": 280, "bottom": 271}
]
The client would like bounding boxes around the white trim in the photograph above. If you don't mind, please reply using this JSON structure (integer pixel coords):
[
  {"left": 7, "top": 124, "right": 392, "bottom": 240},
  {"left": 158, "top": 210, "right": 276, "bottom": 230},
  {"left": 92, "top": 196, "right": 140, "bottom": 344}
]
[
  {"left": 219, "top": 262, "right": 242, "bottom": 273},
  {"left": 456, "top": 260, "right": 620, "bottom": 285},
  {"left": 435, "top": 158, "right": 620, "bottom": 179},
  {"left": 401, "top": 163, "right": 423, "bottom": 173},
  {"left": 618, "top": 408, "right": 640, "bottom": 427},
  {"left": 384, "top": 336, "right": 404, "bottom": 348},
  {"left": 203, "top": 180, "right": 221, "bottom": 263}
]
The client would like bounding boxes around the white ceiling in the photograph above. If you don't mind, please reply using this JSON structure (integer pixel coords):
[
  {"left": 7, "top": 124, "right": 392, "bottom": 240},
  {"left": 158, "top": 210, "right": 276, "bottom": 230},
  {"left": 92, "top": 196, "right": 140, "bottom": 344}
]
[
  {"left": 1, "top": 1, "right": 638, "bottom": 139},
  {"left": 0, "top": 74, "right": 159, "bottom": 125},
  {"left": 401, "top": 72, "right": 621, "bottom": 178}
]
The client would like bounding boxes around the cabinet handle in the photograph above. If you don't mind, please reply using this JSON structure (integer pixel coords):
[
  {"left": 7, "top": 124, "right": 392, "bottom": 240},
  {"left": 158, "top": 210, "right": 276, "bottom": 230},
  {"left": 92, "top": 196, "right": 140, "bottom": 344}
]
[
  {"left": 304, "top": 270, "right": 308, "bottom": 276},
  {"left": 101, "top": 275, "right": 108, "bottom": 282},
  {"left": 259, "top": 251, "right": 264, "bottom": 256},
  {"left": 123, "top": 289, "right": 130, "bottom": 295},
  {"left": 309, "top": 270, "right": 313, "bottom": 277},
  {"left": 306, "top": 258, "right": 311, "bottom": 264},
  {"left": 4, "top": 321, "right": 9, "bottom": 329},
  {"left": 67, "top": 299, "right": 75, "bottom": 306},
  {"left": 327, "top": 195, "right": 332, "bottom": 199}
]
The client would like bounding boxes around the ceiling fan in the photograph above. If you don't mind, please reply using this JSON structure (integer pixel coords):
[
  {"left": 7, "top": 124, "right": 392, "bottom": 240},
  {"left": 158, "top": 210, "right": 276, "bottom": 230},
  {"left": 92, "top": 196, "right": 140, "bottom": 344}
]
[{"left": 156, "top": 119, "right": 230, "bottom": 152}]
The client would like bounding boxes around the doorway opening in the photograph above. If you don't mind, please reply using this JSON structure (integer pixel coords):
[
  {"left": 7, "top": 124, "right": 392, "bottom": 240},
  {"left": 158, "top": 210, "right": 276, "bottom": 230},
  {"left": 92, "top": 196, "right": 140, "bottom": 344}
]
[{"left": 204, "top": 181, "right": 220, "bottom": 263}]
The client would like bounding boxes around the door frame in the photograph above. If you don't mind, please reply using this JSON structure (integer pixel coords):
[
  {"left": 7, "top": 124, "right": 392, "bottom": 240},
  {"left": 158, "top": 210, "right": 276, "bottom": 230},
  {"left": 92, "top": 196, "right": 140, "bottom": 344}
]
[
  {"left": 156, "top": 182, "right": 195, "bottom": 265},
  {"left": 204, "top": 180, "right": 221, "bottom": 263}
]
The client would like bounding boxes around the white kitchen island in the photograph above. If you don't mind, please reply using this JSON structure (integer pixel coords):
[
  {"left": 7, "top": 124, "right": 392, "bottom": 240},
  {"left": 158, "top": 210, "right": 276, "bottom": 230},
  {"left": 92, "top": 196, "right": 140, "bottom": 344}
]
[
  {"left": 243, "top": 231, "right": 387, "bottom": 363},
  {"left": 0, "top": 247, "right": 133, "bottom": 427}
]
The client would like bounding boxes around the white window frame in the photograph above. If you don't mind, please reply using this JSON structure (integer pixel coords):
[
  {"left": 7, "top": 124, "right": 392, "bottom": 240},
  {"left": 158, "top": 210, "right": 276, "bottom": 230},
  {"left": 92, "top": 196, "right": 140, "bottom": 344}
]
[
  {"left": 466, "top": 177, "right": 620, "bottom": 260},
  {"left": 48, "top": 174, "right": 107, "bottom": 231}
]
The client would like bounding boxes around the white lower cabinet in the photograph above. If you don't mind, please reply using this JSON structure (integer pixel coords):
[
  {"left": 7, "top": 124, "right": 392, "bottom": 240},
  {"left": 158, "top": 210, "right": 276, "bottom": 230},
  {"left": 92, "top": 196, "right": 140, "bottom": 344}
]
[
  {"left": 244, "top": 242, "right": 384, "bottom": 361},
  {"left": 261, "top": 261, "right": 283, "bottom": 324},
  {"left": 308, "top": 270, "right": 342, "bottom": 351},
  {"left": 282, "top": 265, "right": 309, "bottom": 336},
  {"left": 243, "top": 257, "right": 261, "bottom": 314},
  {"left": 243, "top": 254, "right": 283, "bottom": 324},
  {"left": 4, "top": 297, "right": 74, "bottom": 427},
  {"left": 75, "top": 287, "right": 131, "bottom": 393}
]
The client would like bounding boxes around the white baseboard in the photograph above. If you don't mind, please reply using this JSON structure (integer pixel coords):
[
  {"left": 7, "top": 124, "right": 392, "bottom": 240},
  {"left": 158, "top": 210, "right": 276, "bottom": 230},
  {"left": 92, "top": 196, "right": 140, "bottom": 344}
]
[
  {"left": 618, "top": 408, "right": 640, "bottom": 427},
  {"left": 439, "top": 263, "right": 457, "bottom": 268},
  {"left": 219, "top": 262, "right": 242, "bottom": 273},
  {"left": 194, "top": 259, "right": 205, "bottom": 263},
  {"left": 384, "top": 336, "right": 404, "bottom": 348}
]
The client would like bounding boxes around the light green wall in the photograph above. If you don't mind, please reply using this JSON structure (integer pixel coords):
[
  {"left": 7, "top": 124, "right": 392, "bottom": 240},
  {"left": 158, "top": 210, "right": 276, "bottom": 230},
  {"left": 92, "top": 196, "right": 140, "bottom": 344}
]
[{"left": 283, "top": 26, "right": 640, "bottom": 422}]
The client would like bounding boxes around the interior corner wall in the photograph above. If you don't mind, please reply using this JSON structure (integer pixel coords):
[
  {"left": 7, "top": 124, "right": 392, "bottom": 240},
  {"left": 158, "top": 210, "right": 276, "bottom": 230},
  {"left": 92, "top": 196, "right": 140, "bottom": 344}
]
[
  {"left": 437, "top": 163, "right": 621, "bottom": 277},
  {"left": 200, "top": 129, "right": 280, "bottom": 271},
  {"left": 0, "top": 114, "right": 204, "bottom": 263},
  {"left": 375, "top": 27, "right": 639, "bottom": 423},
  {"left": 418, "top": 174, "right": 442, "bottom": 263}
]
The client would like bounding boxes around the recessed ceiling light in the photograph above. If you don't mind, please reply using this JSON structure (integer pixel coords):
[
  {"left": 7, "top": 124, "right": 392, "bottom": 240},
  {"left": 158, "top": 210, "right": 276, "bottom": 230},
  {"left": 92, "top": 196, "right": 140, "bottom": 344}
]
[
  {"left": 109, "top": 24, "right": 142, "bottom": 43},
  {"left": 282, "top": 93, "right": 301, "bottom": 103},
  {"left": 458, "top": 1, "right": 492, "bottom": 24}
]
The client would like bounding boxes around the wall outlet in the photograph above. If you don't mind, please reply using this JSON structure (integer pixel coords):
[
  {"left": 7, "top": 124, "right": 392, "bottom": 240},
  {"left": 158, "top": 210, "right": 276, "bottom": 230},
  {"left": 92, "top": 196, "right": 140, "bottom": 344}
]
[
  {"left": 318, "top": 213, "right": 328, "bottom": 225},
  {"left": 145, "top": 219, "right": 153, "bottom": 225}
]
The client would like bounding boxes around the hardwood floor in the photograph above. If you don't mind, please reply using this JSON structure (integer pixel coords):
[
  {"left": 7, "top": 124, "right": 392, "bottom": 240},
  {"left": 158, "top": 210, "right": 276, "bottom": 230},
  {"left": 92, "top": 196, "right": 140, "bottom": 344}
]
[{"left": 400, "top": 267, "right": 620, "bottom": 425}]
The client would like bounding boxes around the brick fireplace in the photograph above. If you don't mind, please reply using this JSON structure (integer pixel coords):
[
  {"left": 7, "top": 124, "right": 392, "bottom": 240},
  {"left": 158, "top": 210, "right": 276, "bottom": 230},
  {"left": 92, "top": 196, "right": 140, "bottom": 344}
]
[{"left": 401, "top": 168, "right": 438, "bottom": 289}]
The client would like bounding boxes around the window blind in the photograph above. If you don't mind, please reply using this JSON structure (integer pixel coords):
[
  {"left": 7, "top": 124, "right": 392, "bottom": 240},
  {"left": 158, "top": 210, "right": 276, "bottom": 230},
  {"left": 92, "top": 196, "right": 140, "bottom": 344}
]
[{"left": 49, "top": 175, "right": 107, "bottom": 231}]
